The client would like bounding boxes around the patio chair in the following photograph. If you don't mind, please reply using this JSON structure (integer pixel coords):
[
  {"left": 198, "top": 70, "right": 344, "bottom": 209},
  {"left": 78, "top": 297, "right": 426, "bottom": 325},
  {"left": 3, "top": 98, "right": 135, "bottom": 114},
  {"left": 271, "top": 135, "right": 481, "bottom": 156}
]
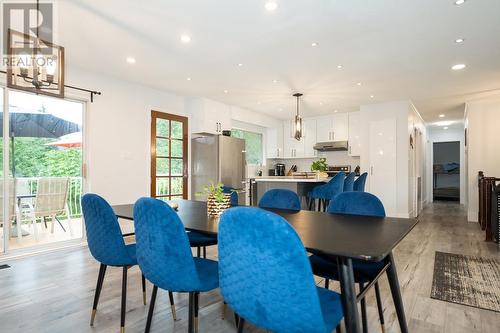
[
  {"left": 0, "top": 179, "right": 23, "bottom": 240},
  {"left": 27, "top": 177, "right": 72, "bottom": 239}
]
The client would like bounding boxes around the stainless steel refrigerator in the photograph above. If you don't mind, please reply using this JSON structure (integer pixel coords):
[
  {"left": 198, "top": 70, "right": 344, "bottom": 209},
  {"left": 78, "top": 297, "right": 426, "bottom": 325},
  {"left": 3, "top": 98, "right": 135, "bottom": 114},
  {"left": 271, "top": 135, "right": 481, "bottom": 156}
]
[{"left": 191, "top": 134, "right": 247, "bottom": 204}]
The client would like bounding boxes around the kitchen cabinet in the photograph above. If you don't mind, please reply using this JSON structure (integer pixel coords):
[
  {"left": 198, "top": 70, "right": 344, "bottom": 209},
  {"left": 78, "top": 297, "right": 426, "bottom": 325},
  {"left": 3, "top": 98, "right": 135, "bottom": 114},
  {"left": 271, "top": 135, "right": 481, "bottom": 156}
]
[
  {"left": 186, "top": 97, "right": 232, "bottom": 134},
  {"left": 266, "top": 124, "right": 284, "bottom": 158},
  {"left": 315, "top": 113, "right": 349, "bottom": 142},
  {"left": 348, "top": 112, "right": 361, "bottom": 156},
  {"left": 303, "top": 119, "right": 317, "bottom": 158}
]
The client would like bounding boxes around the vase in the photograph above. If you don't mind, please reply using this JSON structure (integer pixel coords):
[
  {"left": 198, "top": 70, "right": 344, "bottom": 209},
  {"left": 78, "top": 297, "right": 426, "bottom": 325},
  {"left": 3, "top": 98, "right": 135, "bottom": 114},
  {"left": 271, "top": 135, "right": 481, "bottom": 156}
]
[{"left": 207, "top": 193, "right": 231, "bottom": 217}]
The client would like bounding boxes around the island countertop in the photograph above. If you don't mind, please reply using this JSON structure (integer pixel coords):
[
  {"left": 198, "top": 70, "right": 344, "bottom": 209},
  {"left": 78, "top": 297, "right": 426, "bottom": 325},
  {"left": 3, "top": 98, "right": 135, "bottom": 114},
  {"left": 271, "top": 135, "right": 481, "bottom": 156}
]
[{"left": 252, "top": 176, "right": 330, "bottom": 183}]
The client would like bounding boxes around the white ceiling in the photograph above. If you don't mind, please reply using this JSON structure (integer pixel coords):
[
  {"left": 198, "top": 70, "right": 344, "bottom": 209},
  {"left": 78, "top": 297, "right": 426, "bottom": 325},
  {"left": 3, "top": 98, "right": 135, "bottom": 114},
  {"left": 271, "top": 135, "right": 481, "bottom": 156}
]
[{"left": 58, "top": 0, "right": 500, "bottom": 123}]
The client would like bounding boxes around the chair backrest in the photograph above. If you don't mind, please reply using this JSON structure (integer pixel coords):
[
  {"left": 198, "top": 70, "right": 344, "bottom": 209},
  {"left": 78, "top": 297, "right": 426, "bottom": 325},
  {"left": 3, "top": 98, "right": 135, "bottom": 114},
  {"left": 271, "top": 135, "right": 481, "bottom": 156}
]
[
  {"left": 34, "top": 177, "right": 69, "bottom": 216},
  {"left": 219, "top": 207, "right": 329, "bottom": 333},
  {"left": 353, "top": 172, "right": 368, "bottom": 192},
  {"left": 343, "top": 172, "right": 356, "bottom": 192},
  {"left": 0, "top": 178, "right": 17, "bottom": 222},
  {"left": 258, "top": 189, "right": 301, "bottom": 211},
  {"left": 328, "top": 192, "right": 385, "bottom": 217},
  {"left": 133, "top": 197, "right": 201, "bottom": 292},
  {"left": 325, "top": 172, "right": 346, "bottom": 200},
  {"left": 81, "top": 193, "right": 133, "bottom": 266},
  {"left": 222, "top": 186, "right": 239, "bottom": 206}
]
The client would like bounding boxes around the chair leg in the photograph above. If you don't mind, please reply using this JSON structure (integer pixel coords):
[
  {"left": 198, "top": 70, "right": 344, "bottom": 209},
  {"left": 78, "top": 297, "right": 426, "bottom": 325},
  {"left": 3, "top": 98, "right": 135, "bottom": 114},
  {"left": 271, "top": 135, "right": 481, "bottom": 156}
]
[
  {"left": 336, "top": 324, "right": 342, "bottom": 333},
  {"left": 317, "top": 199, "right": 321, "bottom": 212},
  {"left": 141, "top": 274, "right": 147, "bottom": 305},
  {"left": 203, "top": 246, "right": 207, "bottom": 258},
  {"left": 43, "top": 216, "right": 48, "bottom": 229},
  {"left": 145, "top": 285, "right": 158, "bottom": 333},
  {"left": 194, "top": 292, "right": 200, "bottom": 333},
  {"left": 188, "top": 292, "right": 195, "bottom": 333},
  {"left": 90, "top": 263, "right": 107, "bottom": 326},
  {"left": 374, "top": 282, "right": 385, "bottom": 333},
  {"left": 120, "top": 266, "right": 128, "bottom": 333},
  {"left": 221, "top": 302, "right": 227, "bottom": 319},
  {"left": 360, "top": 283, "right": 368, "bottom": 333},
  {"left": 325, "top": 279, "right": 330, "bottom": 289},
  {"left": 237, "top": 317, "right": 245, "bottom": 333},
  {"left": 168, "top": 291, "right": 177, "bottom": 320},
  {"left": 54, "top": 216, "right": 66, "bottom": 232},
  {"left": 197, "top": 247, "right": 201, "bottom": 258}
]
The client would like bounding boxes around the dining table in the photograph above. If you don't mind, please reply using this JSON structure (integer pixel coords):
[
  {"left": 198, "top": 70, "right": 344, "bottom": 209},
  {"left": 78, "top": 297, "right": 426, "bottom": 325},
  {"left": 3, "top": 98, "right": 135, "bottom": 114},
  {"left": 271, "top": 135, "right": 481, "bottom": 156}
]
[{"left": 112, "top": 199, "right": 418, "bottom": 333}]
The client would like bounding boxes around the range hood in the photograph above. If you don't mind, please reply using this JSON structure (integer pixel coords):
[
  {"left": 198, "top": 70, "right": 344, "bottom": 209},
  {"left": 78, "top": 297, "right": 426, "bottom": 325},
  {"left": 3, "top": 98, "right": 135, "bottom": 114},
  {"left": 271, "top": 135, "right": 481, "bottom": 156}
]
[{"left": 313, "top": 141, "right": 349, "bottom": 152}]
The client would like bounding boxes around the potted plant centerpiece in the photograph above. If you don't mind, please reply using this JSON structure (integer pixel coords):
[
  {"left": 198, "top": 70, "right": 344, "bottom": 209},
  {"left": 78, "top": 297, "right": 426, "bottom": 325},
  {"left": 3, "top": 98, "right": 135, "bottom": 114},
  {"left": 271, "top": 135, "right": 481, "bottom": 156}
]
[
  {"left": 311, "top": 157, "right": 328, "bottom": 178},
  {"left": 197, "top": 182, "right": 232, "bottom": 217}
]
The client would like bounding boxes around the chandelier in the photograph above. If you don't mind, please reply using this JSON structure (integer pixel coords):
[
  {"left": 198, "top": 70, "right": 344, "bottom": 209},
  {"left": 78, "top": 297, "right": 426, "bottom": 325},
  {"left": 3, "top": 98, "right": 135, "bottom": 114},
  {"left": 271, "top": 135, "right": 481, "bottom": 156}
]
[{"left": 292, "top": 93, "right": 303, "bottom": 141}]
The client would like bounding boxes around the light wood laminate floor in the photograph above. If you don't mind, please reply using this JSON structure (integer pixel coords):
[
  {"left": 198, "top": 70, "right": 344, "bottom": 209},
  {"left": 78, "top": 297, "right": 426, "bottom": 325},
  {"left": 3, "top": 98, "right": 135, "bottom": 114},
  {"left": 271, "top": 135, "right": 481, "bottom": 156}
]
[{"left": 0, "top": 202, "right": 499, "bottom": 332}]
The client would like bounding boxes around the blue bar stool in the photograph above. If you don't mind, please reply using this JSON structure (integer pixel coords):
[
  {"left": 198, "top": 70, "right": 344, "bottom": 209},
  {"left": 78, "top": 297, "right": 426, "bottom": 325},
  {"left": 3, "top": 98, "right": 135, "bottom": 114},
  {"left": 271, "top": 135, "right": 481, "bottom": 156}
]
[
  {"left": 344, "top": 172, "right": 356, "bottom": 192},
  {"left": 133, "top": 198, "right": 219, "bottom": 333},
  {"left": 353, "top": 172, "right": 368, "bottom": 192},
  {"left": 219, "top": 207, "right": 344, "bottom": 333},
  {"left": 307, "top": 172, "right": 345, "bottom": 211},
  {"left": 82, "top": 193, "right": 147, "bottom": 333},
  {"left": 259, "top": 189, "right": 301, "bottom": 210},
  {"left": 309, "top": 192, "right": 387, "bottom": 333}
]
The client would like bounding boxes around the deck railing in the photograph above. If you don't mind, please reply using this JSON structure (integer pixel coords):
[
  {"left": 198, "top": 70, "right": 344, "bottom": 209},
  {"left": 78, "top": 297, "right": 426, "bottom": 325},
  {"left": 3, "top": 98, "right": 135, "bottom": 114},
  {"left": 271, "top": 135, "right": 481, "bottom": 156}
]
[{"left": 15, "top": 177, "right": 83, "bottom": 218}]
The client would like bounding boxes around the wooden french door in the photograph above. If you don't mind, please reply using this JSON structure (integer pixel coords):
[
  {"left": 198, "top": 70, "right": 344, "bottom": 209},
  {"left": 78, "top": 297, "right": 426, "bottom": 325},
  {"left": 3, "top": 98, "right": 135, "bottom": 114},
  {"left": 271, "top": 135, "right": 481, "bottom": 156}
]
[{"left": 151, "top": 111, "right": 188, "bottom": 200}]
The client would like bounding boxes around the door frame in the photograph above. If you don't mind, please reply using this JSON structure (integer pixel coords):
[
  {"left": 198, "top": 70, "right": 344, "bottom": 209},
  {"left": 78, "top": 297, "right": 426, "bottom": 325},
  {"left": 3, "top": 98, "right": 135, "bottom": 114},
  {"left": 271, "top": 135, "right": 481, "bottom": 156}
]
[{"left": 150, "top": 111, "right": 189, "bottom": 200}]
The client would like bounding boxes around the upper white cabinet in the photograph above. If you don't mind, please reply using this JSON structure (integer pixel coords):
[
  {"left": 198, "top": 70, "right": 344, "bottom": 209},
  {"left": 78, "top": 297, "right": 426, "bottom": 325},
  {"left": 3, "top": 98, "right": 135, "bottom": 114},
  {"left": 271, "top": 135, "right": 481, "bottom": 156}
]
[
  {"left": 315, "top": 113, "right": 349, "bottom": 142},
  {"left": 348, "top": 112, "right": 361, "bottom": 156},
  {"left": 186, "top": 97, "right": 231, "bottom": 134},
  {"left": 303, "top": 119, "right": 317, "bottom": 158},
  {"left": 266, "top": 123, "right": 284, "bottom": 158}
]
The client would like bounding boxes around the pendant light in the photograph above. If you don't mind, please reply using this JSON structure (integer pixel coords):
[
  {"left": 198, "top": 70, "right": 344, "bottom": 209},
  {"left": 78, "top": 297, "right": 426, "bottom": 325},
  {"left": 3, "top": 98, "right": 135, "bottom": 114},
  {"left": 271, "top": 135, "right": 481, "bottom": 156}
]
[{"left": 293, "top": 93, "right": 303, "bottom": 141}]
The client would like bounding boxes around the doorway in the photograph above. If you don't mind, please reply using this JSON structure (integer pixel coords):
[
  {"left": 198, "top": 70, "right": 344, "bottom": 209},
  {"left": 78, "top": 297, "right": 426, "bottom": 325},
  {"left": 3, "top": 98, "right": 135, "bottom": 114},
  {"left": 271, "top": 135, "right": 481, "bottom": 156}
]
[
  {"left": 433, "top": 141, "right": 460, "bottom": 201},
  {"left": 150, "top": 111, "right": 188, "bottom": 201}
]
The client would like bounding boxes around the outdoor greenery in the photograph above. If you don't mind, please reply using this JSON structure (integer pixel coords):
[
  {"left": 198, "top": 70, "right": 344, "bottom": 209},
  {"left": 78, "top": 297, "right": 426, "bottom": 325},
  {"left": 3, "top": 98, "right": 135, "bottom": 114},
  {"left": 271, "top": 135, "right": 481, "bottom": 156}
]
[{"left": 231, "top": 129, "right": 263, "bottom": 165}]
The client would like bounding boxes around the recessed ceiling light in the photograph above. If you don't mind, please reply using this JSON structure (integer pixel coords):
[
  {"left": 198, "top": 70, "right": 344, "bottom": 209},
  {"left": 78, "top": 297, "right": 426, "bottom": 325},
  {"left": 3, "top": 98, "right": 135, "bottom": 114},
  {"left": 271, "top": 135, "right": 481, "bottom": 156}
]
[
  {"left": 337, "top": 65, "right": 343, "bottom": 69},
  {"left": 278, "top": 108, "right": 283, "bottom": 111},
  {"left": 333, "top": 110, "right": 338, "bottom": 113},
  {"left": 257, "top": 101, "right": 261, "bottom": 105},
  {"left": 311, "top": 42, "right": 318, "bottom": 47},
  {"left": 319, "top": 102, "right": 324, "bottom": 106},
  {"left": 454, "top": 0, "right": 465, "bottom": 5},
  {"left": 265, "top": 2, "right": 278, "bottom": 11},
  {"left": 186, "top": 77, "right": 192, "bottom": 81},
  {"left": 370, "top": 95, "right": 375, "bottom": 98},
  {"left": 455, "top": 38, "right": 465, "bottom": 43},
  {"left": 439, "top": 114, "right": 445, "bottom": 118},
  {"left": 436, "top": 121, "right": 453, "bottom": 126},
  {"left": 238, "top": 63, "right": 244, "bottom": 67},
  {"left": 357, "top": 82, "right": 362, "bottom": 86},
  {"left": 444, "top": 127, "right": 449, "bottom": 130},
  {"left": 180, "top": 34, "right": 191, "bottom": 43},
  {"left": 126, "top": 57, "right": 136, "bottom": 64},
  {"left": 272, "top": 79, "right": 279, "bottom": 83},
  {"left": 223, "top": 90, "right": 229, "bottom": 94},
  {"left": 452, "top": 63, "right": 466, "bottom": 70}
]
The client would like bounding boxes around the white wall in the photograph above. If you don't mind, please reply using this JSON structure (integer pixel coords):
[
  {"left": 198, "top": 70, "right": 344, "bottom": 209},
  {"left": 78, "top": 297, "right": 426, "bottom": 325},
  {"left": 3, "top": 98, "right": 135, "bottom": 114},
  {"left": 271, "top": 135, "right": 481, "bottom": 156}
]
[{"left": 465, "top": 97, "right": 500, "bottom": 222}]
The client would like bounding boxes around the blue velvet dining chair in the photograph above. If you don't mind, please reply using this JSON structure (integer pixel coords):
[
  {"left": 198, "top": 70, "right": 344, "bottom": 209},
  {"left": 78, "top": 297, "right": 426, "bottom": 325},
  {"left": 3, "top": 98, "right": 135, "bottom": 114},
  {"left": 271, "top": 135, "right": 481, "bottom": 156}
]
[
  {"left": 222, "top": 186, "right": 239, "bottom": 206},
  {"left": 307, "top": 172, "right": 345, "bottom": 212},
  {"left": 133, "top": 197, "right": 219, "bottom": 333},
  {"left": 258, "top": 189, "right": 301, "bottom": 210},
  {"left": 310, "top": 191, "right": 386, "bottom": 333},
  {"left": 82, "top": 193, "right": 147, "bottom": 333},
  {"left": 343, "top": 172, "right": 356, "bottom": 192},
  {"left": 218, "top": 207, "right": 344, "bottom": 333},
  {"left": 353, "top": 172, "right": 368, "bottom": 192}
]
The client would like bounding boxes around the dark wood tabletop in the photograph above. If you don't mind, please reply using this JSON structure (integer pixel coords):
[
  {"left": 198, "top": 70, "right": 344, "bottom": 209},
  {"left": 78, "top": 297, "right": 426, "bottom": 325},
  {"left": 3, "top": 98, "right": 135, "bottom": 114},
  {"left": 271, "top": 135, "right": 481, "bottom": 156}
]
[{"left": 113, "top": 199, "right": 418, "bottom": 262}]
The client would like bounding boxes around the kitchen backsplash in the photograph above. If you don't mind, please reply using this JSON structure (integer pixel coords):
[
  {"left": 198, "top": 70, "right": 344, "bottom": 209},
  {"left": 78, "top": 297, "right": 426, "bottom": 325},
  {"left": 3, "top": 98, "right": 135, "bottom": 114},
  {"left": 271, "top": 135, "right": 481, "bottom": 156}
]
[{"left": 264, "top": 151, "right": 361, "bottom": 176}]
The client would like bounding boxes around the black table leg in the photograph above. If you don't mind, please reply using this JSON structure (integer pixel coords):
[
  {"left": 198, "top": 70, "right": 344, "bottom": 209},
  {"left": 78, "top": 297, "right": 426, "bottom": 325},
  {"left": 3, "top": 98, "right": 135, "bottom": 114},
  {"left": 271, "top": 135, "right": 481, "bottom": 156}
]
[
  {"left": 337, "top": 257, "right": 361, "bottom": 333},
  {"left": 386, "top": 252, "right": 408, "bottom": 333}
]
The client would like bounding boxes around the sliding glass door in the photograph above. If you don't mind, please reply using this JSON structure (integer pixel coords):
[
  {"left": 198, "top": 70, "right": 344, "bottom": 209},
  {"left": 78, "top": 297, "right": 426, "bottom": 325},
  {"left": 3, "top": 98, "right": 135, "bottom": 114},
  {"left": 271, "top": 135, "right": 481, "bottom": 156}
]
[{"left": 1, "top": 88, "right": 85, "bottom": 254}]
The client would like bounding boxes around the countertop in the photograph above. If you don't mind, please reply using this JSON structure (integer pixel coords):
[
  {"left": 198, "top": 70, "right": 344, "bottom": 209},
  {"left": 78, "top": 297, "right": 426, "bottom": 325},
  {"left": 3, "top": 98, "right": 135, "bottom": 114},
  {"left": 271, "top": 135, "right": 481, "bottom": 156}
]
[{"left": 252, "top": 176, "right": 330, "bottom": 183}]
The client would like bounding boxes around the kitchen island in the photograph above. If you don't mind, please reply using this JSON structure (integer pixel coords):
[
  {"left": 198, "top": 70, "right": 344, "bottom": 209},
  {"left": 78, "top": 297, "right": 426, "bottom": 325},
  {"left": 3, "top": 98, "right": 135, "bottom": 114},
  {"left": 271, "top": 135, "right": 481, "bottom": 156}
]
[{"left": 250, "top": 176, "right": 330, "bottom": 207}]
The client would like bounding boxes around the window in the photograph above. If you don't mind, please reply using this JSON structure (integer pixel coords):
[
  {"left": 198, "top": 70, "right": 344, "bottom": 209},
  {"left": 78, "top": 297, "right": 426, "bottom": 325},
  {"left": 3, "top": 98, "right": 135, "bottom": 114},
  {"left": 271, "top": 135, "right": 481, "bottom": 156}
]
[{"left": 231, "top": 129, "right": 263, "bottom": 165}]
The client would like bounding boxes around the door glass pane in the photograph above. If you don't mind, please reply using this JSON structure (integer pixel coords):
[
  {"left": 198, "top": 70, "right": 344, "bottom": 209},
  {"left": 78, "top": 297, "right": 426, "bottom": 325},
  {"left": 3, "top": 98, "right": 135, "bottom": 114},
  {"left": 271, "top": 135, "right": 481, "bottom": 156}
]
[
  {"left": 6, "top": 90, "right": 84, "bottom": 251},
  {"left": 171, "top": 140, "right": 183, "bottom": 158},
  {"left": 156, "top": 158, "right": 170, "bottom": 176},
  {"left": 171, "top": 177, "right": 183, "bottom": 196},
  {"left": 171, "top": 121, "right": 183, "bottom": 139},
  {"left": 156, "top": 119, "right": 169, "bottom": 137},
  {"left": 171, "top": 159, "right": 183, "bottom": 176},
  {"left": 156, "top": 138, "right": 169, "bottom": 157},
  {"left": 156, "top": 178, "right": 169, "bottom": 196}
]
